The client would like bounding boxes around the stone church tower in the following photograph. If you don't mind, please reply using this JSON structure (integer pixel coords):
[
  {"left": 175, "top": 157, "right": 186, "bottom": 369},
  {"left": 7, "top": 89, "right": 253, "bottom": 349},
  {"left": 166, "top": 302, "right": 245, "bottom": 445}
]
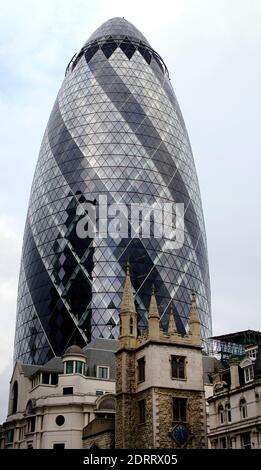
[{"left": 115, "top": 265, "right": 207, "bottom": 449}]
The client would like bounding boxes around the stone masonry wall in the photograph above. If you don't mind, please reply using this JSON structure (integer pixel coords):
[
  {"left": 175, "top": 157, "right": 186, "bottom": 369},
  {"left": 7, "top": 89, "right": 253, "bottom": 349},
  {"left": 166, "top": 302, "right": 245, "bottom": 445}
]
[
  {"left": 83, "top": 431, "right": 114, "bottom": 449},
  {"left": 115, "top": 350, "right": 136, "bottom": 448},
  {"left": 115, "top": 389, "right": 154, "bottom": 449},
  {"left": 156, "top": 388, "right": 206, "bottom": 448}
]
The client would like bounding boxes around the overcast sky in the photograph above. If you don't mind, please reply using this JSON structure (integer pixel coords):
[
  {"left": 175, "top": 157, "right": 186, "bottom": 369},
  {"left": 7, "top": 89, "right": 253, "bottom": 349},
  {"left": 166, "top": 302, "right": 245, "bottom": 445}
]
[{"left": 0, "top": 0, "right": 260, "bottom": 421}]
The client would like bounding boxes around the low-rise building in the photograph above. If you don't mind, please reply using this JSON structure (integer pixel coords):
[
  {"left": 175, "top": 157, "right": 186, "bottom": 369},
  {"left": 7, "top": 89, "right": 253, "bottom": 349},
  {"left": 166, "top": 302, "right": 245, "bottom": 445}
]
[
  {"left": 208, "top": 333, "right": 261, "bottom": 449},
  {"left": 1, "top": 339, "right": 116, "bottom": 449}
]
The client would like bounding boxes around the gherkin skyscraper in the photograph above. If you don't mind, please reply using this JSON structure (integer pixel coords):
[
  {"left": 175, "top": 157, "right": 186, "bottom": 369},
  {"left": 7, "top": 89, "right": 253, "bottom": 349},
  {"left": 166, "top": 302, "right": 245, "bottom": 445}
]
[{"left": 14, "top": 18, "right": 211, "bottom": 364}]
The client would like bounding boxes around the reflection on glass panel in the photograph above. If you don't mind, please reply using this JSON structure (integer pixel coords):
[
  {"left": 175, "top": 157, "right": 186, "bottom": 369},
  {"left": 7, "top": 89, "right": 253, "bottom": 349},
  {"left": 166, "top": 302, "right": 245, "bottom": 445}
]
[
  {"left": 76, "top": 361, "right": 83, "bottom": 374},
  {"left": 66, "top": 361, "right": 73, "bottom": 374},
  {"left": 97, "top": 366, "right": 109, "bottom": 379}
]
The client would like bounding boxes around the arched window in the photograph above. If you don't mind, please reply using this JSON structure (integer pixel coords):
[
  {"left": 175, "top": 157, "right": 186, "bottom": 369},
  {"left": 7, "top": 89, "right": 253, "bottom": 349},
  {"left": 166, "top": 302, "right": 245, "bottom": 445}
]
[
  {"left": 97, "top": 395, "right": 116, "bottom": 412},
  {"left": 225, "top": 403, "right": 231, "bottom": 423},
  {"left": 25, "top": 400, "right": 36, "bottom": 433},
  {"left": 218, "top": 405, "right": 224, "bottom": 425},
  {"left": 25, "top": 399, "right": 34, "bottom": 416},
  {"left": 240, "top": 398, "right": 247, "bottom": 419},
  {"left": 130, "top": 317, "right": 134, "bottom": 335},
  {"left": 12, "top": 381, "right": 18, "bottom": 414}
]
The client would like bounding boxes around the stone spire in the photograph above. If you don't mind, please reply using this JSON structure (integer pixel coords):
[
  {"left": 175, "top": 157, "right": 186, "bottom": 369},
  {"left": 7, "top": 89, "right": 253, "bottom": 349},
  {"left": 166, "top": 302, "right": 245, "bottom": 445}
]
[
  {"left": 148, "top": 286, "right": 160, "bottom": 340},
  {"left": 120, "top": 262, "right": 136, "bottom": 315},
  {"left": 168, "top": 302, "right": 178, "bottom": 335},
  {"left": 119, "top": 263, "right": 137, "bottom": 346},
  {"left": 188, "top": 291, "right": 201, "bottom": 345},
  {"left": 148, "top": 286, "right": 159, "bottom": 319}
]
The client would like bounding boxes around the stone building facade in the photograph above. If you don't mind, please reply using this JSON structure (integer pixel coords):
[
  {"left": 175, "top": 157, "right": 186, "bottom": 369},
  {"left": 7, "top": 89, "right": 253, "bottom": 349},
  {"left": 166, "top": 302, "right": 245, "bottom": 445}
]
[
  {"left": 115, "top": 266, "right": 207, "bottom": 449},
  {"left": 82, "top": 395, "right": 116, "bottom": 449},
  {"left": 208, "top": 347, "right": 261, "bottom": 449},
  {"left": 1, "top": 340, "right": 116, "bottom": 449}
]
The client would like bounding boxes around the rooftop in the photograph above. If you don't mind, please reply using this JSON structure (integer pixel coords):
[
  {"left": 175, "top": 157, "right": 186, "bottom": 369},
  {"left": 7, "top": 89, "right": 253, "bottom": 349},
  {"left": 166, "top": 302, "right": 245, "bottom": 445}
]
[
  {"left": 20, "top": 339, "right": 118, "bottom": 380},
  {"left": 85, "top": 17, "right": 150, "bottom": 47},
  {"left": 211, "top": 330, "right": 261, "bottom": 345}
]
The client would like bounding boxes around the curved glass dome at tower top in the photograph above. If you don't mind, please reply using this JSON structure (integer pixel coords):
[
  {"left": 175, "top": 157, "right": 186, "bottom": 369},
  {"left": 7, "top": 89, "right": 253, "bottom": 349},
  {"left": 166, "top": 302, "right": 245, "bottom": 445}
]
[{"left": 14, "top": 17, "right": 212, "bottom": 364}]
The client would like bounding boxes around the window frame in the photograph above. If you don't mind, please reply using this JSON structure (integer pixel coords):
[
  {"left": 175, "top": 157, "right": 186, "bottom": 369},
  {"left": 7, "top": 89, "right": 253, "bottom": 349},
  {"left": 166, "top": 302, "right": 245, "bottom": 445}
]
[
  {"left": 76, "top": 361, "right": 84, "bottom": 375},
  {"left": 11, "top": 381, "right": 18, "bottom": 414},
  {"left": 28, "top": 417, "right": 36, "bottom": 433},
  {"left": 218, "top": 404, "right": 225, "bottom": 425},
  {"left": 220, "top": 437, "right": 227, "bottom": 449},
  {"left": 6, "top": 429, "right": 14, "bottom": 443},
  {"left": 65, "top": 361, "right": 74, "bottom": 374},
  {"left": 63, "top": 387, "right": 73, "bottom": 395},
  {"left": 137, "top": 356, "right": 146, "bottom": 383},
  {"left": 170, "top": 355, "right": 186, "bottom": 380},
  {"left": 53, "top": 443, "right": 65, "bottom": 449},
  {"left": 42, "top": 372, "right": 50, "bottom": 384},
  {"left": 51, "top": 373, "right": 58, "bottom": 385},
  {"left": 240, "top": 398, "right": 248, "bottom": 419},
  {"left": 55, "top": 415, "right": 65, "bottom": 427},
  {"left": 244, "top": 365, "right": 254, "bottom": 383},
  {"left": 138, "top": 399, "right": 146, "bottom": 424},
  {"left": 130, "top": 317, "right": 134, "bottom": 335},
  {"left": 225, "top": 403, "right": 232, "bottom": 423},
  {"left": 97, "top": 365, "right": 110, "bottom": 380},
  {"left": 172, "top": 397, "right": 187, "bottom": 423},
  {"left": 241, "top": 432, "right": 251, "bottom": 449}
]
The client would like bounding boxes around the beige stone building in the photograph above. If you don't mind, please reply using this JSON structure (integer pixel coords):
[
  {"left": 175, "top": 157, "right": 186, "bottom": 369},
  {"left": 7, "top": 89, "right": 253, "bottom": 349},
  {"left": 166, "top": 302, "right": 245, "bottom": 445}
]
[
  {"left": 1, "top": 340, "right": 116, "bottom": 449},
  {"left": 208, "top": 339, "right": 261, "bottom": 449}
]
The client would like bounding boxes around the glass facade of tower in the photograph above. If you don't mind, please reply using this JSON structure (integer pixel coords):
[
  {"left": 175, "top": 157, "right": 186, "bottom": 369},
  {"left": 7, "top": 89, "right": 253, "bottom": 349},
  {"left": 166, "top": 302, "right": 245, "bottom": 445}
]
[{"left": 14, "top": 18, "right": 211, "bottom": 364}]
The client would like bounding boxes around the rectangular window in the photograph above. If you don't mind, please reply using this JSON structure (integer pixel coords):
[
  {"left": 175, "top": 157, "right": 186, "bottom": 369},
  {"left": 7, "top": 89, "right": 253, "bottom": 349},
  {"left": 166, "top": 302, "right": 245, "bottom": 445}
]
[
  {"left": 42, "top": 372, "right": 50, "bottom": 384},
  {"left": 225, "top": 404, "right": 231, "bottom": 423},
  {"left": 76, "top": 361, "right": 83, "bottom": 374},
  {"left": 240, "top": 400, "right": 247, "bottom": 419},
  {"left": 241, "top": 432, "right": 251, "bottom": 449},
  {"left": 6, "top": 429, "right": 14, "bottom": 443},
  {"left": 19, "top": 427, "right": 23, "bottom": 441},
  {"left": 171, "top": 356, "right": 186, "bottom": 379},
  {"left": 219, "top": 406, "right": 224, "bottom": 425},
  {"left": 51, "top": 373, "right": 58, "bottom": 385},
  {"left": 220, "top": 437, "right": 227, "bottom": 449},
  {"left": 97, "top": 366, "right": 109, "bottom": 379},
  {"left": 138, "top": 399, "right": 146, "bottom": 424},
  {"left": 53, "top": 443, "right": 65, "bottom": 449},
  {"left": 244, "top": 366, "right": 254, "bottom": 383},
  {"left": 40, "top": 416, "right": 44, "bottom": 430},
  {"left": 63, "top": 387, "right": 73, "bottom": 395},
  {"left": 227, "top": 437, "right": 233, "bottom": 449},
  {"left": 137, "top": 357, "right": 145, "bottom": 383},
  {"left": 227, "top": 408, "right": 231, "bottom": 423},
  {"left": 28, "top": 417, "right": 35, "bottom": 433},
  {"left": 66, "top": 361, "right": 73, "bottom": 374},
  {"left": 96, "top": 390, "right": 104, "bottom": 396},
  {"left": 173, "top": 398, "right": 187, "bottom": 422}
]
